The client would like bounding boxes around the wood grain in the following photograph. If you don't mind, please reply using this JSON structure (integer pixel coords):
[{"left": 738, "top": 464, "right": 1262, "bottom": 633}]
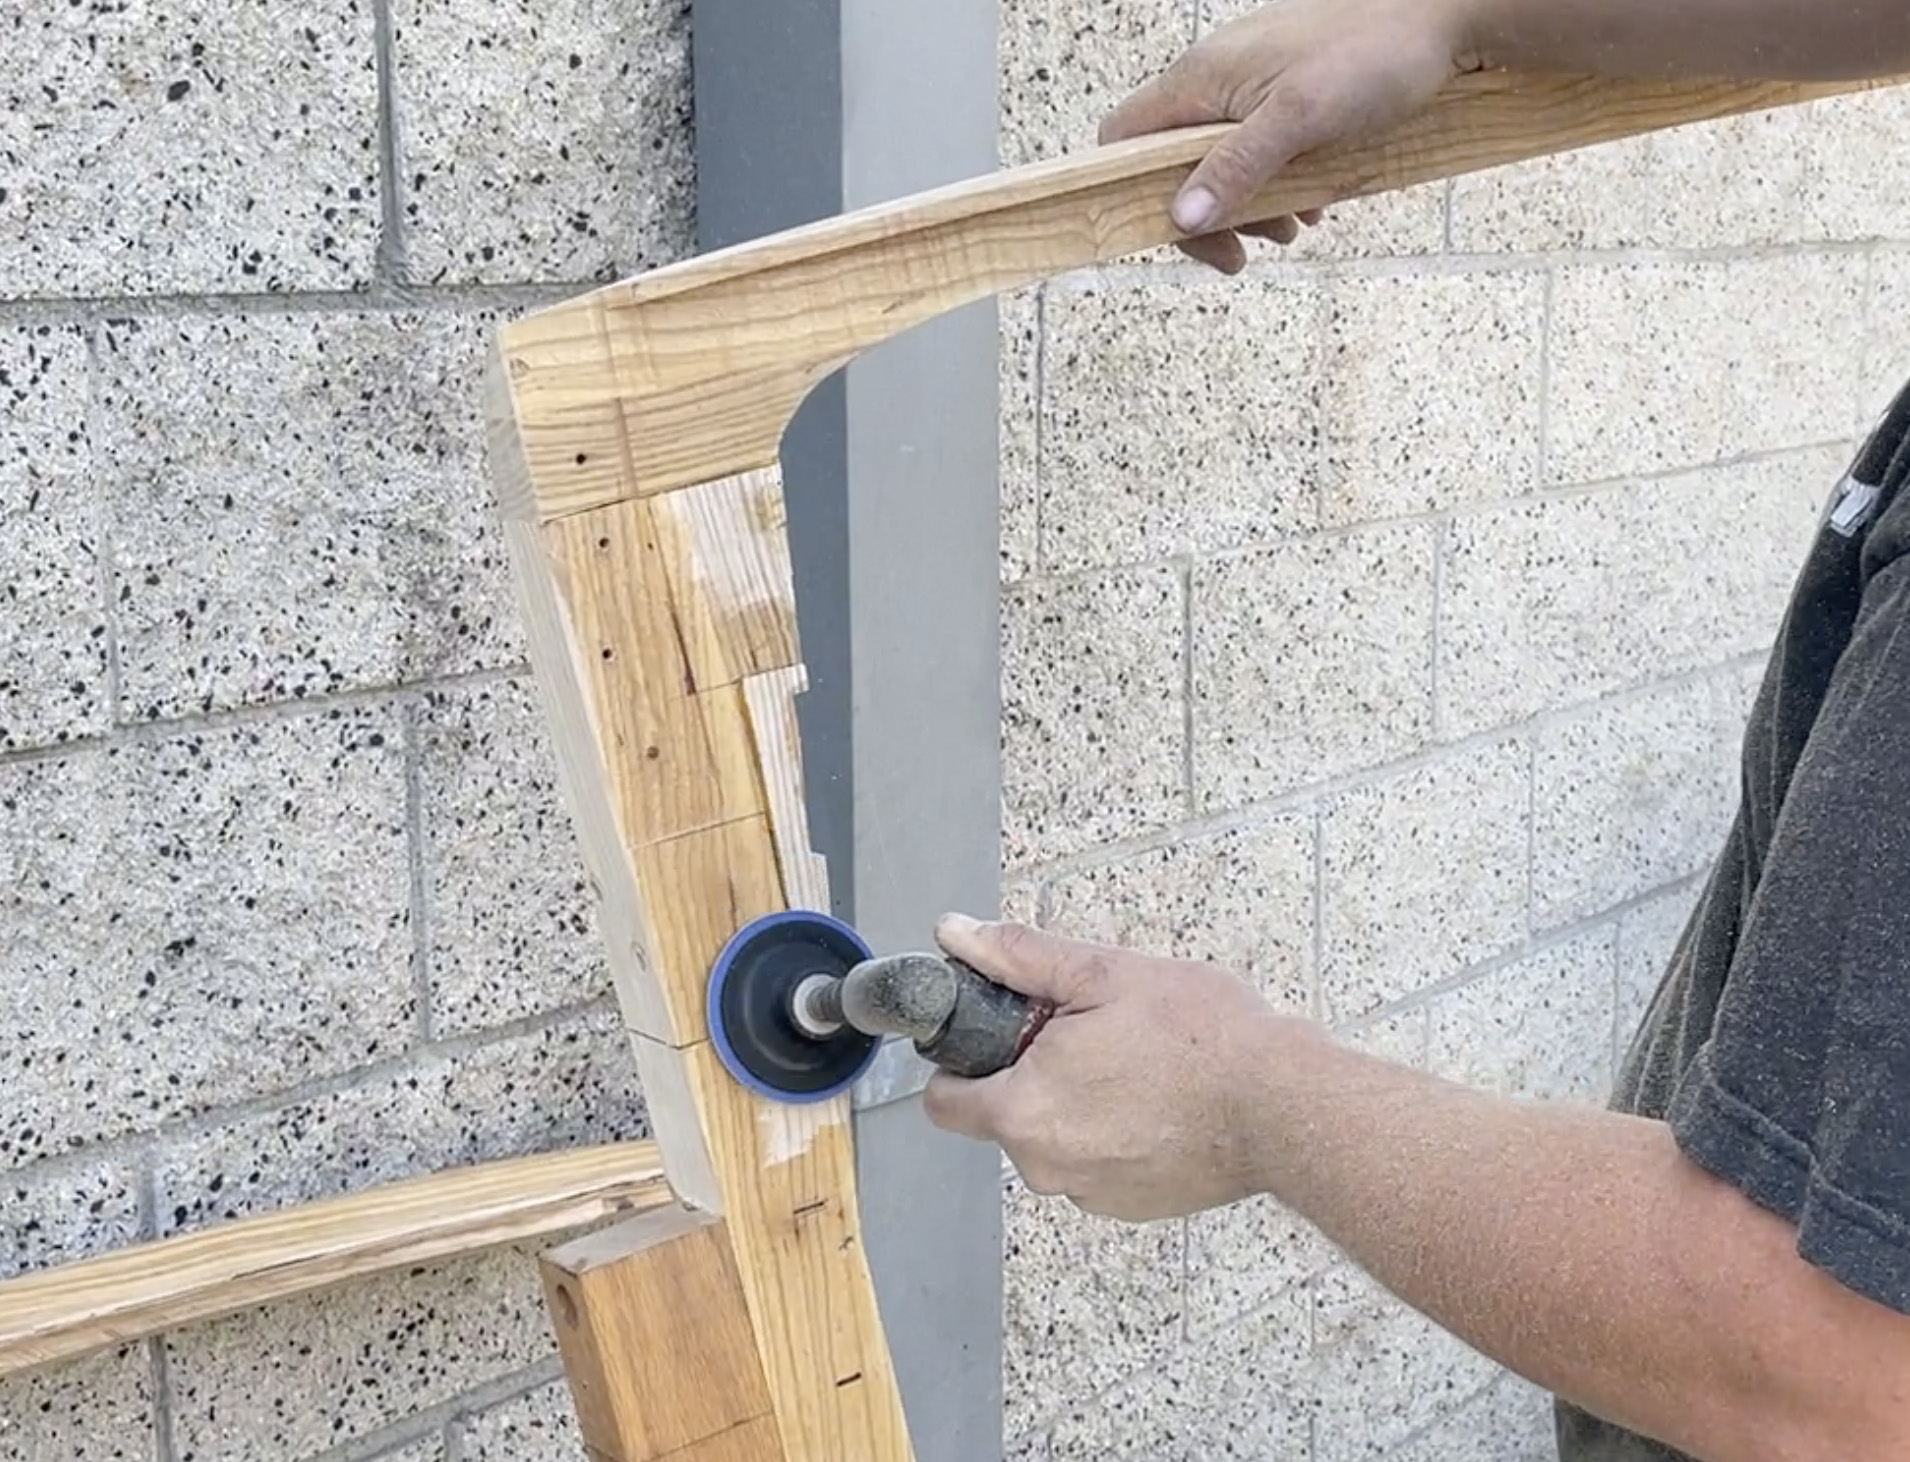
[
  {"left": 541, "top": 1207, "right": 779, "bottom": 1461},
  {"left": 0, "top": 1142, "right": 669, "bottom": 1381},
  {"left": 494, "top": 431, "right": 915, "bottom": 1459},
  {"left": 742, "top": 666, "right": 831, "bottom": 915},
  {"left": 496, "top": 67, "right": 1902, "bottom": 521}
]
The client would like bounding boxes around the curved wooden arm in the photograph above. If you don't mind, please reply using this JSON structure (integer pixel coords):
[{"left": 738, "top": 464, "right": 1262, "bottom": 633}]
[
  {"left": 495, "top": 66, "right": 1898, "bottom": 520},
  {"left": 0, "top": 1141, "right": 669, "bottom": 1379}
]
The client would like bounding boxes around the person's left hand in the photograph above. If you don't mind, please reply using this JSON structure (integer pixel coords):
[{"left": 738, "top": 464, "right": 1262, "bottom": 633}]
[{"left": 921, "top": 913, "right": 1297, "bottom": 1222}]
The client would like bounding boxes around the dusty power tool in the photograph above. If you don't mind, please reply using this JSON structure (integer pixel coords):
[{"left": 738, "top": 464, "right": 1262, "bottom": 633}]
[{"left": 706, "top": 910, "right": 1054, "bottom": 1103}]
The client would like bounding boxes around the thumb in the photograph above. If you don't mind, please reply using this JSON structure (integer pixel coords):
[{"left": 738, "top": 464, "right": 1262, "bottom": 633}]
[
  {"left": 1171, "top": 79, "right": 1333, "bottom": 235},
  {"left": 933, "top": 913, "right": 1114, "bottom": 1011}
]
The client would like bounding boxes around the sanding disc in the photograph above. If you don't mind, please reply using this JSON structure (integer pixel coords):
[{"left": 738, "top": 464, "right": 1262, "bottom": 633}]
[{"left": 706, "top": 909, "right": 881, "bottom": 1103}]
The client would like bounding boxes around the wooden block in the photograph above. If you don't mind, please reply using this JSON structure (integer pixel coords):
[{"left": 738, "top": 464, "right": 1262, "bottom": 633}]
[
  {"left": 629, "top": 816, "right": 788, "bottom": 1047},
  {"left": 542, "top": 1206, "right": 778, "bottom": 1462},
  {"left": 742, "top": 666, "right": 830, "bottom": 914},
  {"left": 546, "top": 482, "right": 798, "bottom": 702},
  {"left": 676, "top": 1040, "right": 908, "bottom": 1459},
  {"left": 668, "top": 1419, "right": 784, "bottom": 1462},
  {"left": 649, "top": 471, "right": 802, "bottom": 688}
]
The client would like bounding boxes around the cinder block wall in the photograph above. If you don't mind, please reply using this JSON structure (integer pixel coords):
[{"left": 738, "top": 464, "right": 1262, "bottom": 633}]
[
  {"left": 0, "top": 3, "right": 691, "bottom": 1458},
  {"left": 5, "top": 2, "right": 1906, "bottom": 1461},
  {"left": 994, "top": 3, "right": 1910, "bottom": 1459}
]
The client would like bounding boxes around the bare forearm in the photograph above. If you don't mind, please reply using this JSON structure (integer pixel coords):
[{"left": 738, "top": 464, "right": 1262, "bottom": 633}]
[
  {"left": 1458, "top": 0, "right": 1910, "bottom": 80},
  {"left": 1240, "top": 1026, "right": 1899, "bottom": 1460}
]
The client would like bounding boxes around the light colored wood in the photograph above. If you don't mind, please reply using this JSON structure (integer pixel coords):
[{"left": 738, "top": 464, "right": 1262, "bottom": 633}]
[
  {"left": 495, "top": 67, "right": 1901, "bottom": 522},
  {"left": 742, "top": 667, "right": 831, "bottom": 914},
  {"left": 493, "top": 377, "right": 914, "bottom": 1457},
  {"left": 0, "top": 1141, "right": 669, "bottom": 1381},
  {"left": 668, "top": 1420, "right": 786, "bottom": 1462},
  {"left": 628, "top": 813, "right": 790, "bottom": 1048},
  {"left": 541, "top": 1206, "right": 778, "bottom": 1461},
  {"left": 487, "top": 65, "right": 1908, "bottom": 1462}
]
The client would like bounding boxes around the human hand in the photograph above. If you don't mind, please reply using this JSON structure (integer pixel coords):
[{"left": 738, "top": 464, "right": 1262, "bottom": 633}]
[
  {"left": 1099, "top": 0, "right": 1479, "bottom": 272},
  {"left": 921, "top": 913, "right": 1309, "bottom": 1222}
]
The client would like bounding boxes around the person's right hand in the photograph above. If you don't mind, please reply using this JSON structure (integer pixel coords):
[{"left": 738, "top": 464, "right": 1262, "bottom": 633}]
[{"left": 1099, "top": 0, "right": 1481, "bottom": 272}]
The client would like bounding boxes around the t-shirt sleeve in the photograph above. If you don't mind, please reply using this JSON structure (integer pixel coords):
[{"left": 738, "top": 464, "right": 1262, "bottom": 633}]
[{"left": 1665, "top": 548, "right": 1910, "bottom": 1316}]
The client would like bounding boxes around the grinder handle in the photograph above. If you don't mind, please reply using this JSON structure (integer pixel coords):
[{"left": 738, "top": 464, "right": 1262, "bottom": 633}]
[{"left": 916, "top": 958, "right": 1054, "bottom": 1079}]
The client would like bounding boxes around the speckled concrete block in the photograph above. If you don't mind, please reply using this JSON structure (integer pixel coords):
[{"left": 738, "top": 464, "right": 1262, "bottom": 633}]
[
  {"left": 1047, "top": 1284, "right": 1312, "bottom": 1461},
  {"left": 1615, "top": 882, "right": 1702, "bottom": 1062},
  {"left": 1318, "top": 738, "right": 1531, "bottom": 1023},
  {"left": 0, "top": 1345, "right": 156, "bottom": 1462},
  {"left": 1863, "top": 248, "right": 1910, "bottom": 425},
  {"left": 1038, "top": 270, "right": 1322, "bottom": 574},
  {"left": 1001, "top": 877, "right": 1041, "bottom": 928},
  {"left": 1424, "top": 928, "right": 1619, "bottom": 1102},
  {"left": 1002, "top": 1177, "right": 1186, "bottom": 1441},
  {"left": 999, "top": 0, "right": 1194, "bottom": 166},
  {"left": 153, "top": 1005, "right": 645, "bottom": 1234},
  {"left": 1001, "top": 286, "right": 1041, "bottom": 582},
  {"left": 1004, "top": 1431, "right": 1053, "bottom": 1462},
  {"left": 1803, "top": 89, "right": 1910, "bottom": 243},
  {"left": 454, "top": 1381, "right": 584, "bottom": 1461},
  {"left": 1460, "top": 88, "right": 1910, "bottom": 256},
  {"left": 1309, "top": 1266, "right": 1503, "bottom": 1462},
  {"left": 0, "top": 1, "right": 379, "bottom": 299},
  {"left": 1040, "top": 810, "right": 1314, "bottom": 1011},
  {"left": 1185, "top": 1193, "right": 1333, "bottom": 1339},
  {"left": 1320, "top": 267, "right": 1543, "bottom": 525},
  {"left": 1531, "top": 674, "right": 1743, "bottom": 929},
  {"left": 1439, "top": 445, "right": 1837, "bottom": 737},
  {"left": 389, "top": 0, "right": 694, "bottom": 286},
  {"left": 1547, "top": 253, "right": 1868, "bottom": 488},
  {"left": 0, "top": 706, "right": 411, "bottom": 1168},
  {"left": 1191, "top": 522, "right": 1437, "bottom": 811},
  {"left": 1449, "top": 109, "right": 1810, "bottom": 253},
  {"left": 97, "top": 311, "right": 519, "bottom": 722},
  {"left": 1387, "top": 1372, "right": 1562, "bottom": 1462},
  {"left": 0, "top": 324, "right": 110, "bottom": 752},
  {"left": 416, "top": 678, "right": 608, "bottom": 1037},
  {"left": 370, "top": 1442, "right": 444, "bottom": 1462},
  {"left": 4, "top": 1155, "right": 142, "bottom": 1280},
  {"left": 1000, "top": 564, "right": 1186, "bottom": 866},
  {"left": 164, "top": 1245, "right": 554, "bottom": 1462}
]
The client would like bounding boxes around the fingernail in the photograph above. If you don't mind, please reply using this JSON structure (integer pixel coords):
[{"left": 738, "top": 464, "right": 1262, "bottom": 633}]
[
  {"left": 938, "top": 911, "right": 983, "bottom": 937},
  {"left": 1173, "top": 185, "right": 1218, "bottom": 234}
]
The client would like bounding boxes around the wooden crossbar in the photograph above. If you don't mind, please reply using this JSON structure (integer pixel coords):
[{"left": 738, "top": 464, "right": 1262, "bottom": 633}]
[{"left": 0, "top": 1141, "right": 669, "bottom": 1380}]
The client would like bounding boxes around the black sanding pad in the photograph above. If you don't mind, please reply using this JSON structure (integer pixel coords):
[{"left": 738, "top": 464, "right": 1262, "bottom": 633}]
[{"left": 705, "top": 910, "right": 881, "bottom": 1102}]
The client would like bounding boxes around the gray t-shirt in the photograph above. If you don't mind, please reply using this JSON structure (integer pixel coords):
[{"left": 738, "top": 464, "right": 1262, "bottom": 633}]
[{"left": 1555, "top": 385, "right": 1910, "bottom": 1457}]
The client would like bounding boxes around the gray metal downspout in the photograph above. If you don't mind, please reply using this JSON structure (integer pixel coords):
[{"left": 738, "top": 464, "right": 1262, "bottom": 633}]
[{"left": 691, "top": 5, "right": 1006, "bottom": 1459}]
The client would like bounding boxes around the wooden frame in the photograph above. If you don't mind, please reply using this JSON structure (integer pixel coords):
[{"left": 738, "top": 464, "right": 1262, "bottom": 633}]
[{"left": 483, "top": 67, "right": 1899, "bottom": 1462}]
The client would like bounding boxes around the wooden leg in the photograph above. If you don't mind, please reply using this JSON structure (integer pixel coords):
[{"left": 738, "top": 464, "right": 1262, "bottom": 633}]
[
  {"left": 491, "top": 402, "right": 914, "bottom": 1461},
  {"left": 542, "top": 1207, "right": 781, "bottom": 1462}
]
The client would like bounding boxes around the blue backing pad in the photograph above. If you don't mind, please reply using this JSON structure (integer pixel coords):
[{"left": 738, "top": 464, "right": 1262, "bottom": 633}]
[{"left": 706, "top": 909, "right": 881, "bottom": 1103}]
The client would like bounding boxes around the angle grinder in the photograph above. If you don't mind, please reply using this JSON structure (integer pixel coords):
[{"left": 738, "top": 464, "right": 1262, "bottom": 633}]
[{"left": 705, "top": 910, "right": 1054, "bottom": 1104}]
